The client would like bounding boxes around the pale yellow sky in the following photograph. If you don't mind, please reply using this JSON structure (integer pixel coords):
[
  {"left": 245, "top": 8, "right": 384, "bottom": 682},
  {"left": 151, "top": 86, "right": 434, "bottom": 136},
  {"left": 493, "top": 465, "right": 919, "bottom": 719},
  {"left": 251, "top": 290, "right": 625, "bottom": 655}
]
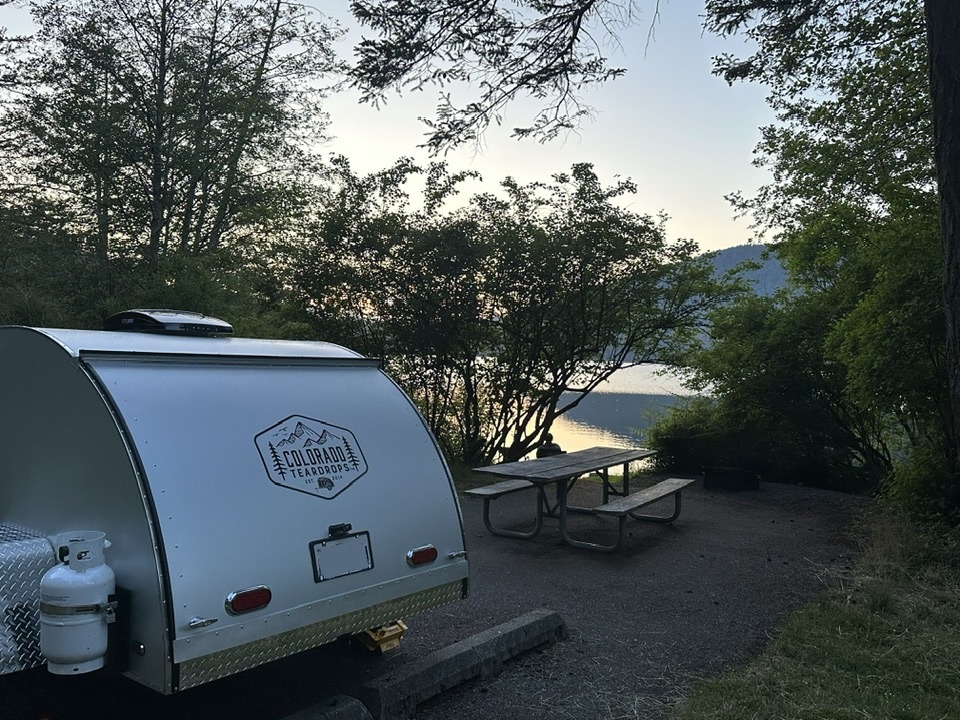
[
  {"left": 326, "top": 2, "right": 774, "bottom": 251},
  {"left": 3, "top": 1, "right": 774, "bottom": 251}
]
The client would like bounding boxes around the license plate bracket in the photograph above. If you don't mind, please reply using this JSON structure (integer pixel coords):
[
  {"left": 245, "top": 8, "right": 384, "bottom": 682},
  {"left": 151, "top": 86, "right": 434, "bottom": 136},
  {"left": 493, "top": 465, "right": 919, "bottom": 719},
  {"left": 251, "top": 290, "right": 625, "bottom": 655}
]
[{"left": 309, "top": 531, "right": 374, "bottom": 583}]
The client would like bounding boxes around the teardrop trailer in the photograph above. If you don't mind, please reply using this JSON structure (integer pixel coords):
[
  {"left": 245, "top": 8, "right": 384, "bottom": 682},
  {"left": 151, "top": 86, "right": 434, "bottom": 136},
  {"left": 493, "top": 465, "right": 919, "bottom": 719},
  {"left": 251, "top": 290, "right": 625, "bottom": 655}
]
[{"left": 0, "top": 311, "right": 468, "bottom": 693}]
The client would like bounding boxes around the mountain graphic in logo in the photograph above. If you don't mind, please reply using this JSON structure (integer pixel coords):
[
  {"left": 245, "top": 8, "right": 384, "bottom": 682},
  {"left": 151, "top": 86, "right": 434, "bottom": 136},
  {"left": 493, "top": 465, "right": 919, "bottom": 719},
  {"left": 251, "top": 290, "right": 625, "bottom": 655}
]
[
  {"left": 255, "top": 416, "right": 367, "bottom": 500},
  {"left": 276, "top": 423, "right": 335, "bottom": 450}
]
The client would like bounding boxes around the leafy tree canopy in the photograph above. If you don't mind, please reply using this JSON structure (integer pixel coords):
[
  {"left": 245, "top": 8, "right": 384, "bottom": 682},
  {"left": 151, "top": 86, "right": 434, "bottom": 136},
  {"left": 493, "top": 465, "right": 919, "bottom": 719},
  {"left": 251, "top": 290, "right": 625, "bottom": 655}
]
[
  {"left": 645, "top": 0, "right": 953, "bottom": 510},
  {"left": 348, "top": 0, "right": 645, "bottom": 151},
  {"left": 1, "top": 0, "right": 342, "bottom": 272},
  {"left": 294, "top": 158, "right": 737, "bottom": 462}
]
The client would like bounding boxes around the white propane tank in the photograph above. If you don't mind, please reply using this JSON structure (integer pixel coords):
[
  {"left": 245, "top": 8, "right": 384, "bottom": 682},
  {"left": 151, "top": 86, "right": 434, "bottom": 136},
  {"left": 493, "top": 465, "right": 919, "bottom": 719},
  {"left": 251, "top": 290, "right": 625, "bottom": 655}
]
[{"left": 40, "top": 531, "right": 116, "bottom": 674}]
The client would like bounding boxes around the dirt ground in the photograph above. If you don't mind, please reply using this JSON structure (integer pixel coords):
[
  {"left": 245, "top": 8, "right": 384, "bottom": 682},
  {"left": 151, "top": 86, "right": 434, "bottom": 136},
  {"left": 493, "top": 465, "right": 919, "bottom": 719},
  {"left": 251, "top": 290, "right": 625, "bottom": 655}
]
[
  {"left": 406, "top": 478, "right": 871, "bottom": 720},
  {"left": 0, "top": 478, "right": 871, "bottom": 720}
]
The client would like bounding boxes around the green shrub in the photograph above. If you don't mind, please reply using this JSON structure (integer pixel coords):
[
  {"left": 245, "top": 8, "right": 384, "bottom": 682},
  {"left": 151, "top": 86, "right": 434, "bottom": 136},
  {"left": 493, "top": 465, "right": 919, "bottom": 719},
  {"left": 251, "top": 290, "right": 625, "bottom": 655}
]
[{"left": 647, "top": 396, "right": 873, "bottom": 490}]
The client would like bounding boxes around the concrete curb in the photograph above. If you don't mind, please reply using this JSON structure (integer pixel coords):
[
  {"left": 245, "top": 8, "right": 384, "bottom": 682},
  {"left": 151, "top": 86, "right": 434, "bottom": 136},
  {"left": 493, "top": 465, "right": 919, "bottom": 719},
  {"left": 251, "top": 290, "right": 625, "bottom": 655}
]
[
  {"left": 355, "top": 607, "right": 568, "bottom": 720},
  {"left": 281, "top": 694, "right": 374, "bottom": 720}
]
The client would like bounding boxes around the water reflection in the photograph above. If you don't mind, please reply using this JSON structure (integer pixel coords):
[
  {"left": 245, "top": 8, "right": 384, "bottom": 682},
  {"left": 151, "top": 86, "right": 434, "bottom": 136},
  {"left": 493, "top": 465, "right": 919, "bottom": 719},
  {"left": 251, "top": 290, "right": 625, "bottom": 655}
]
[
  {"left": 531, "top": 364, "right": 696, "bottom": 455},
  {"left": 548, "top": 414, "right": 637, "bottom": 453},
  {"left": 547, "top": 393, "right": 680, "bottom": 453},
  {"left": 589, "top": 363, "right": 696, "bottom": 396}
]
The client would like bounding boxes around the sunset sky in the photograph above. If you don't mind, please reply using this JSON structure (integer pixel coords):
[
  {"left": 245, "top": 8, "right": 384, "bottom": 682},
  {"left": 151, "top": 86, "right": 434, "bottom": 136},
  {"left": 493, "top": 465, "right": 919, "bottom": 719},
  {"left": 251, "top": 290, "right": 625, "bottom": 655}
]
[
  {"left": 3, "top": 1, "right": 775, "bottom": 251},
  {"left": 325, "top": 2, "right": 775, "bottom": 252}
]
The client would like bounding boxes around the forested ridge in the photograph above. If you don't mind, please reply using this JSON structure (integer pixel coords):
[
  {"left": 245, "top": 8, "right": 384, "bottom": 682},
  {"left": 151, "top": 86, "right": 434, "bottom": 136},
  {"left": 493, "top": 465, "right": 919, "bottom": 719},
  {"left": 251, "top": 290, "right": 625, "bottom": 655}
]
[{"left": 709, "top": 245, "right": 785, "bottom": 296}]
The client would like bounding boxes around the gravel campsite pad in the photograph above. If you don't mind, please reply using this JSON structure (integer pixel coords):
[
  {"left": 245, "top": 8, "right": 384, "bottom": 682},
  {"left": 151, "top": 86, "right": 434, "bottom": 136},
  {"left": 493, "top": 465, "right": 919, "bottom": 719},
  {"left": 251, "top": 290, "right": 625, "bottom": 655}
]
[
  {"left": 0, "top": 479, "right": 869, "bottom": 720},
  {"left": 401, "top": 478, "right": 870, "bottom": 720}
]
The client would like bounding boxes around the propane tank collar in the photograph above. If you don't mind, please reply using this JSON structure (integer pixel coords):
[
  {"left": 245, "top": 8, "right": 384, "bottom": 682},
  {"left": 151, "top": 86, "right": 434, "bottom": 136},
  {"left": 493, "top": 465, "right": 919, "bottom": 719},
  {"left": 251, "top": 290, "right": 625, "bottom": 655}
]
[{"left": 40, "top": 601, "right": 108, "bottom": 616}]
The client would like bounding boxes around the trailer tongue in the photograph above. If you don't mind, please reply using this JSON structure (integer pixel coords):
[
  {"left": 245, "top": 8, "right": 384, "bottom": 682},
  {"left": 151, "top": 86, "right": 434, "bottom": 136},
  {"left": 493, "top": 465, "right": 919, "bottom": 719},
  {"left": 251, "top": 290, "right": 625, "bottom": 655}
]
[{"left": 0, "top": 311, "right": 468, "bottom": 693}]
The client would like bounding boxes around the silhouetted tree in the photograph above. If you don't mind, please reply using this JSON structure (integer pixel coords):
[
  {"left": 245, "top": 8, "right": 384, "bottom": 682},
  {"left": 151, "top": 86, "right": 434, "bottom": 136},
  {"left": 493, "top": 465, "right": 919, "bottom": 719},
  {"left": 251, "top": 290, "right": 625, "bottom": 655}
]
[
  {"left": 349, "top": 0, "right": 960, "bottom": 514},
  {"left": 2, "top": 0, "right": 339, "bottom": 270},
  {"left": 296, "top": 160, "right": 737, "bottom": 463},
  {"left": 268, "top": 442, "right": 287, "bottom": 479}
]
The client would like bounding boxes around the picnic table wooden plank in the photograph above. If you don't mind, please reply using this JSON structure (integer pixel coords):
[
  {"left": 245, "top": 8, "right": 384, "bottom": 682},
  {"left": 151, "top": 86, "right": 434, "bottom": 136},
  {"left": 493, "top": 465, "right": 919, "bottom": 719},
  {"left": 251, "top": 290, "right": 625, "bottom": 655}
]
[
  {"left": 468, "top": 445, "right": 678, "bottom": 551},
  {"left": 593, "top": 477, "right": 696, "bottom": 516},
  {"left": 472, "top": 446, "right": 657, "bottom": 482},
  {"left": 464, "top": 479, "right": 535, "bottom": 498}
]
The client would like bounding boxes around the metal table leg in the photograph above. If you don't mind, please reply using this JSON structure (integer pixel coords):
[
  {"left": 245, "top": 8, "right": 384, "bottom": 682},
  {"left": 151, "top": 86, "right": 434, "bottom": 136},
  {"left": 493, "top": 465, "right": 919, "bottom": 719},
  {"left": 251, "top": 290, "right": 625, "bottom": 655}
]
[
  {"left": 628, "top": 491, "right": 683, "bottom": 523},
  {"left": 558, "top": 475, "right": 626, "bottom": 553},
  {"left": 480, "top": 488, "right": 546, "bottom": 539}
]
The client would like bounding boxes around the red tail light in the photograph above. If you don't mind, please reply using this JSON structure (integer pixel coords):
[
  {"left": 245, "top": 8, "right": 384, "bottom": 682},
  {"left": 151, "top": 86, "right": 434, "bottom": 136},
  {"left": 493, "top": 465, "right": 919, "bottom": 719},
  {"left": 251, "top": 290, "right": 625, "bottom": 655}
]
[
  {"left": 406, "top": 545, "right": 438, "bottom": 567},
  {"left": 225, "top": 585, "right": 272, "bottom": 615}
]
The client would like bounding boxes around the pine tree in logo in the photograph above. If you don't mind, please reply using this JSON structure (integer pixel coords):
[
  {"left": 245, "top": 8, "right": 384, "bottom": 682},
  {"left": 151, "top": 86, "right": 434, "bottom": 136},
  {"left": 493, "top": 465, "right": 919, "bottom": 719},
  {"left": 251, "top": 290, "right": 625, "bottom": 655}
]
[
  {"left": 343, "top": 438, "right": 361, "bottom": 471},
  {"left": 269, "top": 442, "right": 286, "bottom": 479}
]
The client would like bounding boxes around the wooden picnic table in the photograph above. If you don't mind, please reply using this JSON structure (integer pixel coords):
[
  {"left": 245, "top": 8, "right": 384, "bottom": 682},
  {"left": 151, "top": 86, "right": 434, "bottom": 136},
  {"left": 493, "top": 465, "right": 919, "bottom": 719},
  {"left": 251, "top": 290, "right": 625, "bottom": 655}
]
[{"left": 468, "top": 446, "right": 694, "bottom": 552}]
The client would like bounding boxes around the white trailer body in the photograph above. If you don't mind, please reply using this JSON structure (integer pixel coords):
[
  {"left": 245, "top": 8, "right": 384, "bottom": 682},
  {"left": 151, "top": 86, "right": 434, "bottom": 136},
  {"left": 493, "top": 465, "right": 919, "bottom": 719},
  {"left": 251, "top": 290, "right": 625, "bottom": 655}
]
[{"left": 0, "top": 321, "right": 468, "bottom": 693}]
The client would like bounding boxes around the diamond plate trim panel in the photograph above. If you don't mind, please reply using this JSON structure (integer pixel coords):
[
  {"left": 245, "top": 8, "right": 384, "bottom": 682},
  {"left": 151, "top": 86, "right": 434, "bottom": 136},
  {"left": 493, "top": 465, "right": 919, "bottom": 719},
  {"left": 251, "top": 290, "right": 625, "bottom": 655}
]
[
  {"left": 0, "top": 524, "right": 56, "bottom": 674},
  {"left": 177, "top": 579, "right": 465, "bottom": 690}
]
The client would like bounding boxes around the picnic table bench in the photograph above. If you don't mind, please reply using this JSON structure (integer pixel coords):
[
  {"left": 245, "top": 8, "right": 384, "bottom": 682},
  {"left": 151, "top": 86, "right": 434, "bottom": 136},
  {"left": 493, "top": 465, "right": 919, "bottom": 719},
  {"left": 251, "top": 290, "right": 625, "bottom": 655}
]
[{"left": 467, "top": 446, "right": 695, "bottom": 552}]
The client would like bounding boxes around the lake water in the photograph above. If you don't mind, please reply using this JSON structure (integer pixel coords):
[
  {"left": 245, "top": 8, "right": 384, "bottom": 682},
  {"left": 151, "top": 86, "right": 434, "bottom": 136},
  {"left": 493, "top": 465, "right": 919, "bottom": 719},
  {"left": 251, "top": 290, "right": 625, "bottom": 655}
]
[{"left": 547, "top": 364, "right": 696, "bottom": 453}]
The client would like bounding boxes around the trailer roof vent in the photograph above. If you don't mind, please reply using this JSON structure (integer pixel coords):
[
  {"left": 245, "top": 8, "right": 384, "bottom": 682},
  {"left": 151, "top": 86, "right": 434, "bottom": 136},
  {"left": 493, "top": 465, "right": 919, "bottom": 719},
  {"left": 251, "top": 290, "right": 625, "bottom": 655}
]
[{"left": 103, "top": 309, "right": 233, "bottom": 336}]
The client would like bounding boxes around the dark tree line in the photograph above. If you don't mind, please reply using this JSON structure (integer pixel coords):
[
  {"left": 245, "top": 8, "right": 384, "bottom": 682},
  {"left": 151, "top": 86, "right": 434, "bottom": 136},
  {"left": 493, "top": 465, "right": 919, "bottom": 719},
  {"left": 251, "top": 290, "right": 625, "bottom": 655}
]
[
  {"left": 294, "top": 158, "right": 734, "bottom": 462},
  {"left": 1, "top": 0, "right": 340, "bottom": 326},
  {"left": 347, "top": 0, "right": 960, "bottom": 514},
  {"left": 5, "top": 0, "right": 956, "bottom": 494},
  {"left": 0, "top": 0, "right": 733, "bottom": 465}
]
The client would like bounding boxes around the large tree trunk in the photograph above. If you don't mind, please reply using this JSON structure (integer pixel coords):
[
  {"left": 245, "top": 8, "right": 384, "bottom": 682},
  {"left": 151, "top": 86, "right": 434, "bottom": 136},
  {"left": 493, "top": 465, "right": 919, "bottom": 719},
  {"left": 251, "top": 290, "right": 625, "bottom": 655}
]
[{"left": 925, "top": 0, "right": 960, "bottom": 512}]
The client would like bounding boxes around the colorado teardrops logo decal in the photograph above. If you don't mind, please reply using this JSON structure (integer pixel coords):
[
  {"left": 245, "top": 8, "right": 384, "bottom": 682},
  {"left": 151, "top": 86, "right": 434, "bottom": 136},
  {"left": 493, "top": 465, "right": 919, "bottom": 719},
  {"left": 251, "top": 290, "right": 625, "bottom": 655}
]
[{"left": 255, "top": 415, "right": 367, "bottom": 499}]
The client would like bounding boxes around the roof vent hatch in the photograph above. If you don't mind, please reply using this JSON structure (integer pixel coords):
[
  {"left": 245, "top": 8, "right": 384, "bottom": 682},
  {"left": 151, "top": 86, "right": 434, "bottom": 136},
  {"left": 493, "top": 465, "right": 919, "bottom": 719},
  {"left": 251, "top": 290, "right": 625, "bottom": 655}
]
[{"left": 103, "top": 309, "right": 233, "bottom": 336}]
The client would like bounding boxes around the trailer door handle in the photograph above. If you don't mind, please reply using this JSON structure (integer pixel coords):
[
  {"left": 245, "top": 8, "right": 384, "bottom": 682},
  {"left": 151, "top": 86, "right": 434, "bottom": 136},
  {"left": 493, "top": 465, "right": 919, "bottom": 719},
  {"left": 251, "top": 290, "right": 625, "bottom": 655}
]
[{"left": 188, "top": 616, "right": 218, "bottom": 629}]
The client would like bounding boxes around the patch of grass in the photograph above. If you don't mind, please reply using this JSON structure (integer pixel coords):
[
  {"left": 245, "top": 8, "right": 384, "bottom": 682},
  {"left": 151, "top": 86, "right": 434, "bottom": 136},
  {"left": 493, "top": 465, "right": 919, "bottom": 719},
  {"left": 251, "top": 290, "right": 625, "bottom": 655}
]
[
  {"left": 672, "top": 515, "right": 960, "bottom": 720},
  {"left": 447, "top": 460, "right": 489, "bottom": 490}
]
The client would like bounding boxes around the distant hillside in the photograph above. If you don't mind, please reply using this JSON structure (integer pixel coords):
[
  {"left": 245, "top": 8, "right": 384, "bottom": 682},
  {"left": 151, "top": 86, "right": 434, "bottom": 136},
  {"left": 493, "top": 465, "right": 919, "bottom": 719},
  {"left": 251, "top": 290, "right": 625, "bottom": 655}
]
[{"left": 710, "top": 244, "right": 787, "bottom": 296}]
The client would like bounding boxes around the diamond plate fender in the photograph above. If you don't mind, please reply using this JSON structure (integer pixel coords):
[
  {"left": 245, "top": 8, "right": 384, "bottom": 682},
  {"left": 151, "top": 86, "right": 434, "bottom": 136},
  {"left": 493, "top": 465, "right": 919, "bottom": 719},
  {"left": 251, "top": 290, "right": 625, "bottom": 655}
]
[{"left": 0, "top": 524, "right": 57, "bottom": 674}]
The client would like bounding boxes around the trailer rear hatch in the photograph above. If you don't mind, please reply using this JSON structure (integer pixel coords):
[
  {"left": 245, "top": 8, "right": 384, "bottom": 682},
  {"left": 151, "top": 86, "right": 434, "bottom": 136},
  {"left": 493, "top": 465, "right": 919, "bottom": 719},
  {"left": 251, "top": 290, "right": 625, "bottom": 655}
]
[{"left": 0, "top": 314, "right": 468, "bottom": 693}]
